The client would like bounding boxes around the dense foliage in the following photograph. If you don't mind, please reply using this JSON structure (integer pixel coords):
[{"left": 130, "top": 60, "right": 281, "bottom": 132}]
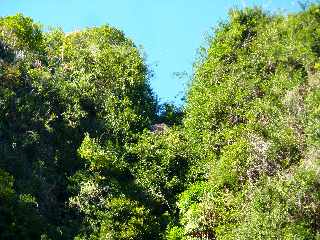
[
  {"left": 0, "top": 14, "right": 156, "bottom": 239},
  {"left": 173, "top": 5, "right": 320, "bottom": 239},
  {"left": 1, "top": 4, "right": 320, "bottom": 240}
]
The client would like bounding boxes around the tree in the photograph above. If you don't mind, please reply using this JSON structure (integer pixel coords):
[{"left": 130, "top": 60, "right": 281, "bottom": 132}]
[
  {"left": 175, "top": 5, "right": 320, "bottom": 239},
  {"left": 0, "top": 14, "right": 156, "bottom": 239}
]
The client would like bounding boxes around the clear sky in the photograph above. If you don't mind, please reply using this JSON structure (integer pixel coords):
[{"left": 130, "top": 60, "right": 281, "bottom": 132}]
[{"left": 0, "top": 0, "right": 304, "bottom": 105}]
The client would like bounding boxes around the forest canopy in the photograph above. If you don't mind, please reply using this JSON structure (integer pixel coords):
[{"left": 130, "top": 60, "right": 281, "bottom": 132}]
[{"left": 0, "top": 3, "right": 320, "bottom": 240}]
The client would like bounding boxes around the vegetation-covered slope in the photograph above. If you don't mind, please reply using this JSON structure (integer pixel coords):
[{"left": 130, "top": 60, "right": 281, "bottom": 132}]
[
  {"left": 0, "top": 4, "right": 320, "bottom": 240},
  {"left": 171, "top": 5, "right": 320, "bottom": 239}
]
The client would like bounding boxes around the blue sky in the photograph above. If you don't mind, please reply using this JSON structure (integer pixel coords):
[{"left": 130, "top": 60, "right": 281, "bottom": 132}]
[{"left": 0, "top": 0, "right": 303, "bottom": 104}]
